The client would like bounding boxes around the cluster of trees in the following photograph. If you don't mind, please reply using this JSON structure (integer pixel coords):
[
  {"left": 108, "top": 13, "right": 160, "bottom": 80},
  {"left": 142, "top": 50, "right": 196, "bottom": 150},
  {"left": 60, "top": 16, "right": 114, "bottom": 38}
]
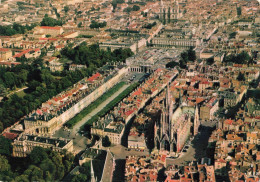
[
  {"left": 61, "top": 43, "right": 133, "bottom": 67},
  {"left": 179, "top": 47, "right": 196, "bottom": 69},
  {"left": 166, "top": 61, "right": 179, "bottom": 68},
  {"left": 0, "top": 23, "right": 38, "bottom": 36},
  {"left": 0, "top": 66, "right": 28, "bottom": 90},
  {"left": 237, "top": 72, "right": 245, "bottom": 81},
  {"left": 111, "top": 0, "right": 124, "bottom": 11},
  {"left": 166, "top": 47, "right": 196, "bottom": 69},
  {"left": 229, "top": 32, "right": 237, "bottom": 39},
  {"left": 64, "top": 6, "right": 69, "bottom": 13},
  {"left": 123, "top": 5, "right": 140, "bottom": 13},
  {"left": 89, "top": 20, "right": 107, "bottom": 29},
  {"left": 0, "top": 44, "right": 133, "bottom": 132},
  {"left": 223, "top": 51, "right": 254, "bottom": 65},
  {"left": 206, "top": 57, "right": 214, "bottom": 65},
  {"left": 141, "top": 11, "right": 148, "bottom": 17},
  {"left": 143, "top": 22, "right": 156, "bottom": 29},
  {"left": 41, "top": 14, "right": 63, "bottom": 27},
  {"left": 71, "top": 162, "right": 91, "bottom": 182},
  {"left": 0, "top": 60, "right": 92, "bottom": 131},
  {"left": 102, "top": 136, "right": 111, "bottom": 147},
  {"left": 0, "top": 145, "right": 74, "bottom": 181}
]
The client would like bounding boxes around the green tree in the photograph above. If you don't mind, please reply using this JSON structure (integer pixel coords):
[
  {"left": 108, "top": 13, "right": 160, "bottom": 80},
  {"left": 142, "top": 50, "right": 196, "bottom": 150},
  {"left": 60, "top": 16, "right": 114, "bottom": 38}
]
[
  {"left": 0, "top": 155, "right": 10, "bottom": 172},
  {"left": 80, "top": 162, "right": 91, "bottom": 177},
  {"left": 0, "top": 122, "right": 3, "bottom": 133},
  {"left": 3, "top": 72, "right": 16, "bottom": 89},
  {"left": 206, "top": 57, "right": 214, "bottom": 65},
  {"left": 167, "top": 7, "right": 171, "bottom": 23},
  {"left": 237, "top": 72, "right": 245, "bottom": 81},
  {"left": 14, "top": 175, "right": 29, "bottom": 182},
  {"left": 0, "top": 84, "right": 7, "bottom": 96},
  {"left": 123, "top": 7, "right": 132, "bottom": 13},
  {"left": 24, "top": 165, "right": 44, "bottom": 181},
  {"left": 40, "top": 159, "right": 56, "bottom": 179},
  {"left": 179, "top": 59, "right": 187, "bottom": 69},
  {"left": 163, "top": 9, "right": 166, "bottom": 25},
  {"left": 187, "top": 47, "right": 196, "bottom": 62},
  {"left": 41, "top": 15, "right": 63, "bottom": 26},
  {"left": 78, "top": 22, "right": 82, "bottom": 28},
  {"left": 30, "top": 147, "right": 48, "bottom": 164},
  {"left": 50, "top": 151, "right": 64, "bottom": 180},
  {"left": 166, "top": 61, "right": 178, "bottom": 68},
  {"left": 102, "top": 136, "right": 111, "bottom": 147},
  {"left": 64, "top": 6, "right": 69, "bottom": 13},
  {"left": 157, "top": 167, "right": 166, "bottom": 182},
  {"left": 71, "top": 174, "right": 88, "bottom": 182},
  {"left": 0, "top": 136, "right": 12, "bottom": 156},
  {"left": 132, "top": 5, "right": 140, "bottom": 11}
]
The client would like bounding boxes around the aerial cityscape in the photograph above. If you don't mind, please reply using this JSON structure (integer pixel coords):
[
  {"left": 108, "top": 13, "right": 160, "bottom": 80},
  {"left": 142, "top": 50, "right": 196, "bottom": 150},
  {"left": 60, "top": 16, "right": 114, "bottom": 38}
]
[{"left": 0, "top": 0, "right": 259, "bottom": 181}]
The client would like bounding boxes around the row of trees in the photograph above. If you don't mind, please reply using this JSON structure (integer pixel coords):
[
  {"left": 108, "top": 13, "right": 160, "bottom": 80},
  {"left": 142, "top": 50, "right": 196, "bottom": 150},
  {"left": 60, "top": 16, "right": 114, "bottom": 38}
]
[
  {"left": 0, "top": 23, "right": 38, "bottom": 36},
  {"left": 89, "top": 20, "right": 107, "bottom": 29},
  {"left": 123, "top": 5, "right": 140, "bottom": 13}
]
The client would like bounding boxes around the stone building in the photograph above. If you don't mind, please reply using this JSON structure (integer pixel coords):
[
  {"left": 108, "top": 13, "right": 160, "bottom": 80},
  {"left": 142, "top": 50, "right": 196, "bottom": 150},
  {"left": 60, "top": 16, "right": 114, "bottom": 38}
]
[
  {"left": 0, "top": 48, "right": 12, "bottom": 60},
  {"left": 200, "top": 97, "right": 219, "bottom": 120},
  {"left": 12, "top": 134, "right": 73, "bottom": 157},
  {"left": 159, "top": 0, "right": 182, "bottom": 22},
  {"left": 34, "top": 26, "right": 64, "bottom": 37},
  {"left": 91, "top": 114, "right": 125, "bottom": 145}
]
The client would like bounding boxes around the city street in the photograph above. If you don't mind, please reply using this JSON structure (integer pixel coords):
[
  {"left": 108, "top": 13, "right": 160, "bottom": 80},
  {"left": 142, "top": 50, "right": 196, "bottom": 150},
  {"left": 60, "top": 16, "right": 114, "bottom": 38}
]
[
  {"left": 166, "top": 120, "right": 217, "bottom": 166},
  {"left": 109, "top": 145, "right": 150, "bottom": 160}
]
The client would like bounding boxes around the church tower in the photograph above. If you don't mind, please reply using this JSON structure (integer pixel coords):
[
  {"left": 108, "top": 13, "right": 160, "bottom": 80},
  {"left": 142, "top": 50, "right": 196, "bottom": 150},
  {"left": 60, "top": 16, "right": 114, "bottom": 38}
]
[{"left": 194, "top": 104, "right": 200, "bottom": 135}]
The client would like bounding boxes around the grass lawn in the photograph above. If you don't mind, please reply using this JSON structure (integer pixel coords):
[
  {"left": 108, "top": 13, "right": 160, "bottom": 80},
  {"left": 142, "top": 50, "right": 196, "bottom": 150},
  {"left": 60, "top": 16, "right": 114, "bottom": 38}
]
[
  {"left": 81, "top": 82, "right": 140, "bottom": 129},
  {"left": 16, "top": 90, "right": 26, "bottom": 98},
  {"left": 65, "top": 82, "right": 126, "bottom": 128}
]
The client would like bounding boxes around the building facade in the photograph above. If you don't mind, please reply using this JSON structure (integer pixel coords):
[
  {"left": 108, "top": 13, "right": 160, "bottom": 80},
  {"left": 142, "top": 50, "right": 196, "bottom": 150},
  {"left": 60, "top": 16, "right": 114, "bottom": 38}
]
[{"left": 12, "top": 134, "right": 73, "bottom": 157}]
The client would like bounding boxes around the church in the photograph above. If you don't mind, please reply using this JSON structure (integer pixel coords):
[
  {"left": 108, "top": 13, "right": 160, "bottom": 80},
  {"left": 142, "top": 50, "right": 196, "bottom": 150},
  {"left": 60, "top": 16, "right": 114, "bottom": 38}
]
[
  {"left": 158, "top": 0, "right": 182, "bottom": 23},
  {"left": 154, "top": 84, "right": 200, "bottom": 156}
]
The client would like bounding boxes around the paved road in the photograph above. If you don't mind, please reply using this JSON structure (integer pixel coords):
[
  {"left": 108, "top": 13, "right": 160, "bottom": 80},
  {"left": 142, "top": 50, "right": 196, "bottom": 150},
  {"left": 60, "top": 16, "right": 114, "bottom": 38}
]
[
  {"left": 109, "top": 145, "right": 149, "bottom": 160},
  {"left": 166, "top": 120, "right": 217, "bottom": 166},
  {"left": 6, "top": 86, "right": 28, "bottom": 97},
  {"left": 53, "top": 84, "right": 130, "bottom": 153}
]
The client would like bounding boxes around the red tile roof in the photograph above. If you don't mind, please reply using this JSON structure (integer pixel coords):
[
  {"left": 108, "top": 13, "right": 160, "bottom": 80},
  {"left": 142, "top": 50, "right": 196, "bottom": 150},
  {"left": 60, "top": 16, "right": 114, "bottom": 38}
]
[
  {"left": 88, "top": 72, "right": 101, "bottom": 82},
  {"left": 2, "top": 132, "right": 18, "bottom": 140},
  {"left": 0, "top": 48, "right": 10, "bottom": 52},
  {"left": 0, "top": 62, "right": 21, "bottom": 66}
]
